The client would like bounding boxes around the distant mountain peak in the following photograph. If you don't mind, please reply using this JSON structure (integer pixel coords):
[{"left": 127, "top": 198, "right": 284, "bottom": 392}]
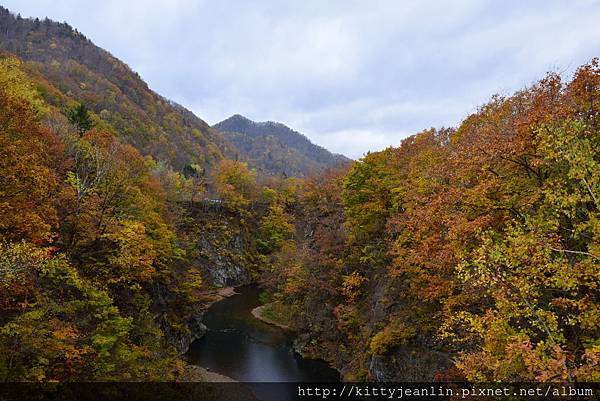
[
  {"left": 220, "top": 114, "right": 286, "bottom": 131},
  {"left": 214, "top": 115, "right": 349, "bottom": 177},
  {"left": 216, "top": 114, "right": 317, "bottom": 144},
  {"left": 227, "top": 114, "right": 252, "bottom": 123}
]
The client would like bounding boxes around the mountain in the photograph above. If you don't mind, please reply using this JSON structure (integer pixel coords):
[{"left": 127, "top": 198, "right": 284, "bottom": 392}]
[
  {"left": 214, "top": 114, "right": 350, "bottom": 177},
  {"left": 0, "top": 6, "right": 234, "bottom": 170},
  {"left": 0, "top": 7, "right": 348, "bottom": 178}
]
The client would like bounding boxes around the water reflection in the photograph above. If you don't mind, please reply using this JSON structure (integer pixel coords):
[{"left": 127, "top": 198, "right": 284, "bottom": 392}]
[{"left": 187, "top": 285, "right": 339, "bottom": 383}]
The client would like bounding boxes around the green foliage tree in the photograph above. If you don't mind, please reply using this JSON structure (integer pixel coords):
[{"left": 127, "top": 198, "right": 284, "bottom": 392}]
[
  {"left": 0, "top": 56, "right": 48, "bottom": 115},
  {"left": 256, "top": 203, "right": 294, "bottom": 254},
  {"left": 0, "top": 242, "right": 169, "bottom": 381},
  {"left": 0, "top": 57, "right": 188, "bottom": 381},
  {"left": 443, "top": 119, "right": 600, "bottom": 381},
  {"left": 67, "top": 102, "right": 95, "bottom": 136},
  {"left": 213, "top": 159, "right": 257, "bottom": 208}
]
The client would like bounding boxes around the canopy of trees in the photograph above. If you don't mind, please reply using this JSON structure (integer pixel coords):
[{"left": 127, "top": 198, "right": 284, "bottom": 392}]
[{"left": 261, "top": 59, "right": 600, "bottom": 381}]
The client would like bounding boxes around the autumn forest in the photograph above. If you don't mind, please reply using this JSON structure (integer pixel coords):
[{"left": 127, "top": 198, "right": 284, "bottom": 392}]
[{"left": 0, "top": 5, "right": 599, "bottom": 386}]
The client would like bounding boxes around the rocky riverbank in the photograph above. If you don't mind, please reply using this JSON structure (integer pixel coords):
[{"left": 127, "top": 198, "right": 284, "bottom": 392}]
[
  {"left": 180, "top": 365, "right": 237, "bottom": 382},
  {"left": 250, "top": 302, "right": 292, "bottom": 331},
  {"left": 177, "top": 366, "right": 258, "bottom": 400},
  {"left": 164, "top": 286, "right": 240, "bottom": 354}
]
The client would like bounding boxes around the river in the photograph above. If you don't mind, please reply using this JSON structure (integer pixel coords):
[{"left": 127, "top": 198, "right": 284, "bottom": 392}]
[{"left": 187, "top": 284, "right": 339, "bottom": 386}]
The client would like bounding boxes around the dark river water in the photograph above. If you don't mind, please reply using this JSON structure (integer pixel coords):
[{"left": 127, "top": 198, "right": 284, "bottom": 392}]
[{"left": 187, "top": 285, "right": 339, "bottom": 385}]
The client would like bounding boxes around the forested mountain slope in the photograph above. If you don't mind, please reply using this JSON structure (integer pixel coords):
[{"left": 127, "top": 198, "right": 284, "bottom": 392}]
[
  {"left": 0, "top": 6, "right": 231, "bottom": 170},
  {"left": 215, "top": 114, "right": 350, "bottom": 177},
  {"left": 0, "top": 46, "right": 272, "bottom": 381},
  {"left": 0, "top": 7, "right": 267, "bottom": 381}
]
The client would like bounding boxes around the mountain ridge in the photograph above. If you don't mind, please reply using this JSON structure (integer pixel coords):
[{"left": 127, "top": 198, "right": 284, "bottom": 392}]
[
  {"left": 214, "top": 114, "right": 350, "bottom": 177},
  {"left": 0, "top": 6, "right": 240, "bottom": 170},
  {"left": 0, "top": 7, "right": 347, "bottom": 178}
]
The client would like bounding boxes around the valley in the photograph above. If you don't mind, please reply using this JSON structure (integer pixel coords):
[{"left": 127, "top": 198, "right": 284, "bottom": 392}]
[{"left": 0, "top": 5, "right": 598, "bottom": 387}]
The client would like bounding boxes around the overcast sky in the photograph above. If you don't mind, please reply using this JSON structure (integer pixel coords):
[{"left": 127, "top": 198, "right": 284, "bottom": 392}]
[{"left": 4, "top": 1, "right": 600, "bottom": 158}]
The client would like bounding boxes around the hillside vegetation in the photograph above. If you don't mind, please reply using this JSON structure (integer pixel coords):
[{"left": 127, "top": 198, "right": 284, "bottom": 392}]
[
  {"left": 0, "top": 7, "right": 233, "bottom": 171},
  {"left": 215, "top": 114, "right": 349, "bottom": 177},
  {"left": 0, "top": 50, "right": 284, "bottom": 380},
  {"left": 260, "top": 60, "right": 600, "bottom": 381}
]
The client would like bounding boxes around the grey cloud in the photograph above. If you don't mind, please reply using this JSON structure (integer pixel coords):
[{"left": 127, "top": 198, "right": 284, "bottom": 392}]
[{"left": 4, "top": 0, "right": 600, "bottom": 159}]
